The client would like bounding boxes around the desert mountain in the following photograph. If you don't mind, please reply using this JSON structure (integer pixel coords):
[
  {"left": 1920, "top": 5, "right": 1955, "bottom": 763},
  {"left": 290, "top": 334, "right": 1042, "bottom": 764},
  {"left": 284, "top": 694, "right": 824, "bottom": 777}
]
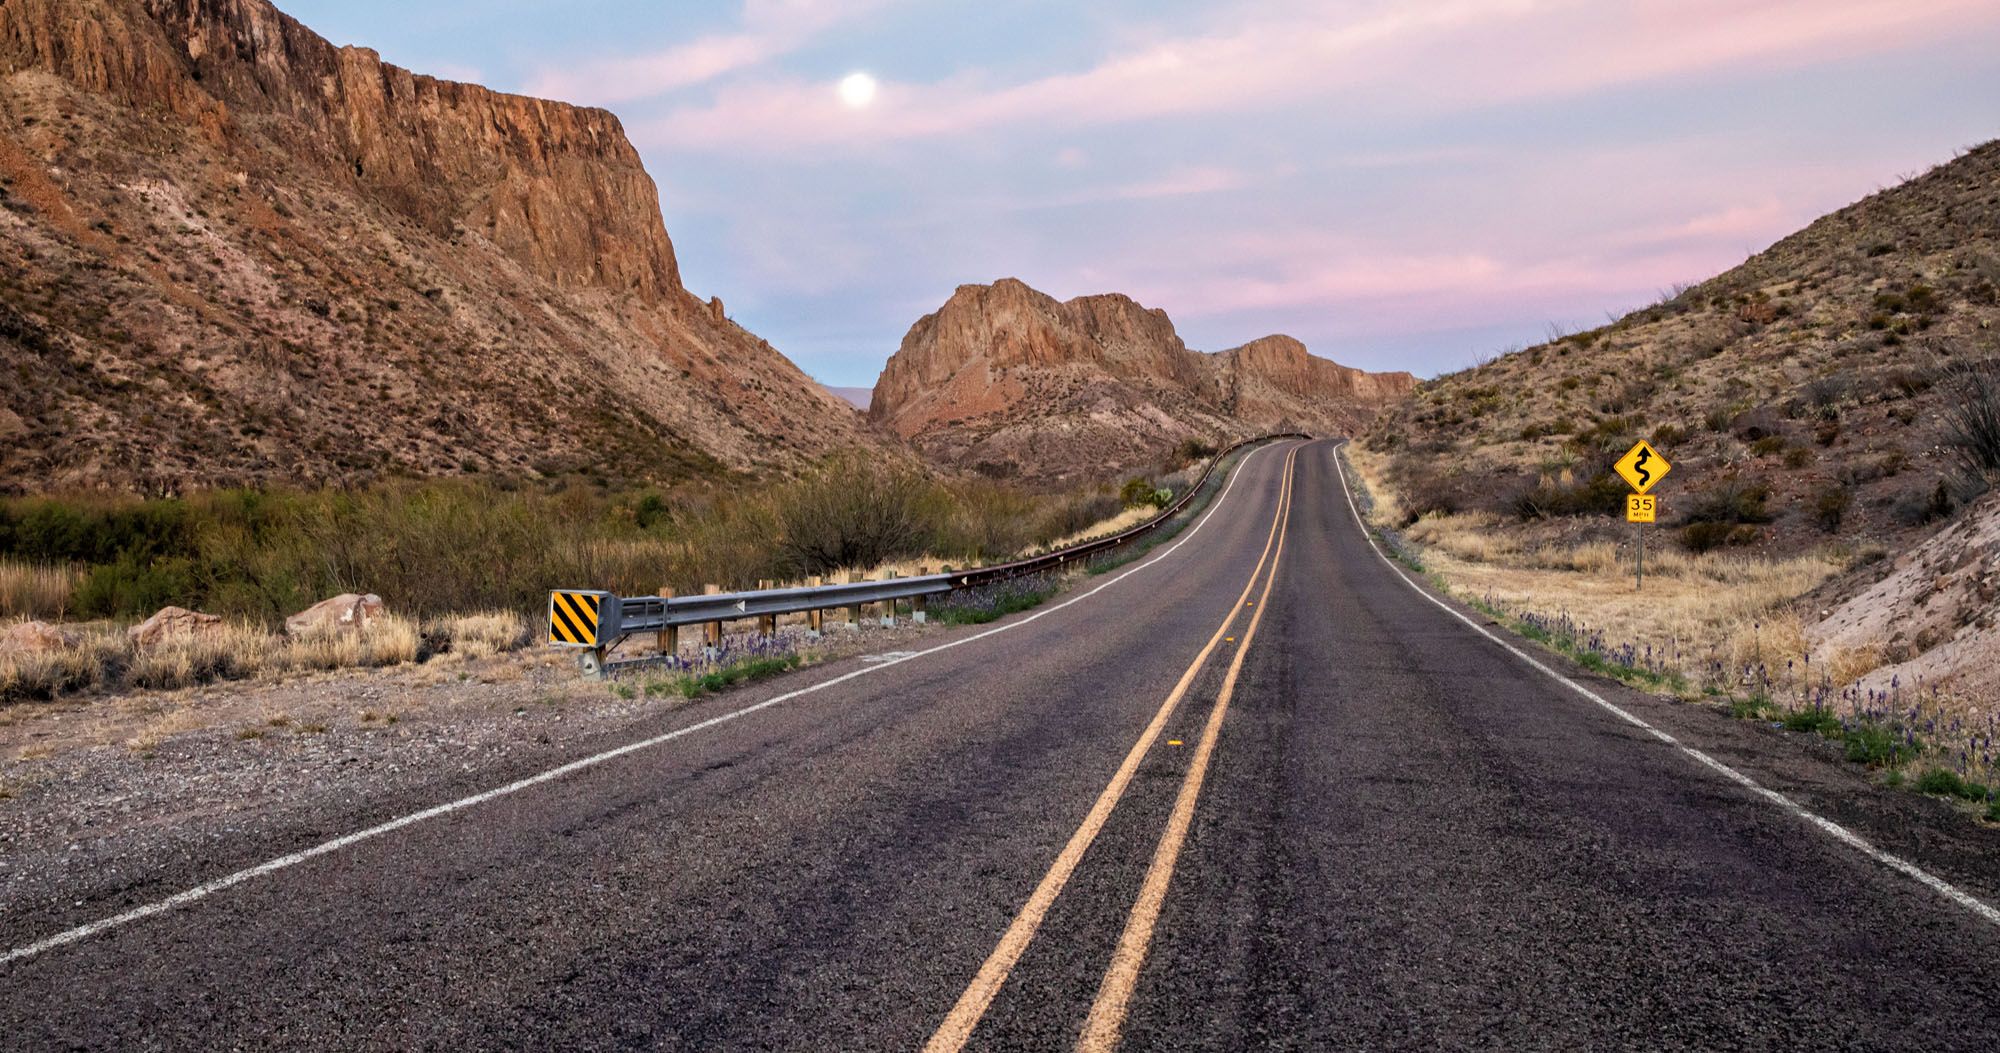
[
  {"left": 1365, "top": 138, "right": 2000, "bottom": 690},
  {"left": 869, "top": 278, "right": 1414, "bottom": 482},
  {"left": 0, "top": 0, "right": 879, "bottom": 494}
]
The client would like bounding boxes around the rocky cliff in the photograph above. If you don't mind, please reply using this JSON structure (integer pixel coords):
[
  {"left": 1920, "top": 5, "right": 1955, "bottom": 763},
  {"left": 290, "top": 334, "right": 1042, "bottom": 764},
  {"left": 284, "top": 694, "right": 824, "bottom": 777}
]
[
  {"left": 0, "top": 0, "right": 875, "bottom": 491},
  {"left": 870, "top": 279, "right": 1414, "bottom": 482}
]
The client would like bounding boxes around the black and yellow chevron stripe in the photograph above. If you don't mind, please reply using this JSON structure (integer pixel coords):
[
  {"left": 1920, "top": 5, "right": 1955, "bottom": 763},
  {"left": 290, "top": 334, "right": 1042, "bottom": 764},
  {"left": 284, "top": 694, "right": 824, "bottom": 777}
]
[{"left": 548, "top": 591, "right": 604, "bottom": 647}]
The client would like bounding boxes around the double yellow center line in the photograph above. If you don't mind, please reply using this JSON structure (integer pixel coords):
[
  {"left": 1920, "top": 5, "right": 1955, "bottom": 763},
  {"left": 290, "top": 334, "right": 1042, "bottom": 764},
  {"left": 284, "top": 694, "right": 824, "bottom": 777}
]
[{"left": 925, "top": 443, "right": 1299, "bottom": 1053}]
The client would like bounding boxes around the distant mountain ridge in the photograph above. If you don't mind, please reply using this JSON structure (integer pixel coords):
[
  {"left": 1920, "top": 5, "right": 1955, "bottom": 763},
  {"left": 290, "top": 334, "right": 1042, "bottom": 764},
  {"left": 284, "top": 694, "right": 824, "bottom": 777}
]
[
  {"left": 870, "top": 278, "right": 1415, "bottom": 482},
  {"left": 0, "top": 0, "right": 877, "bottom": 492},
  {"left": 818, "top": 385, "right": 873, "bottom": 411}
]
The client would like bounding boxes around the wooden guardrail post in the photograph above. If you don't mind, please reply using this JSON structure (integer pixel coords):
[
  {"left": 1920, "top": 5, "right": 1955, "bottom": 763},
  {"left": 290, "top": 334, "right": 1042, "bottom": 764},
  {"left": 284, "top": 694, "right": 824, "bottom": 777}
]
[
  {"left": 913, "top": 567, "right": 930, "bottom": 624},
  {"left": 845, "top": 572, "right": 864, "bottom": 629},
  {"left": 703, "top": 583, "right": 723, "bottom": 655},
  {"left": 881, "top": 571, "right": 898, "bottom": 627},
  {"left": 656, "top": 587, "right": 677, "bottom": 660},
  {"left": 757, "top": 579, "right": 777, "bottom": 637},
  {"left": 807, "top": 576, "right": 825, "bottom": 635}
]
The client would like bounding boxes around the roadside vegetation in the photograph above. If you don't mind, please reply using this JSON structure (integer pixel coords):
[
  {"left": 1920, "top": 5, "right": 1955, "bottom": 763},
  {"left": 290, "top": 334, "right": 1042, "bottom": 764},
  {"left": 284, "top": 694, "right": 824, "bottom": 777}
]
[
  {"left": 1, "top": 610, "right": 525, "bottom": 705},
  {"left": 0, "top": 453, "right": 1136, "bottom": 625},
  {"left": 1, "top": 445, "right": 1225, "bottom": 708},
  {"left": 1342, "top": 445, "right": 1998, "bottom": 820}
]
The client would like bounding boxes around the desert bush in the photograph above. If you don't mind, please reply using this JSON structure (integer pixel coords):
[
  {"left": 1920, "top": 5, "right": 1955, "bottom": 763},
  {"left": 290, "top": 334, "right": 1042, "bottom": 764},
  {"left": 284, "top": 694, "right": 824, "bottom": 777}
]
[
  {"left": 1885, "top": 366, "right": 1934, "bottom": 398},
  {"left": 1173, "top": 437, "right": 1219, "bottom": 464},
  {"left": 770, "top": 454, "right": 949, "bottom": 576},
  {"left": 1812, "top": 485, "right": 1853, "bottom": 532},
  {"left": 1803, "top": 375, "right": 1849, "bottom": 419},
  {"left": 1940, "top": 359, "right": 2000, "bottom": 485},
  {"left": 1681, "top": 521, "right": 1761, "bottom": 553},
  {"left": 1686, "top": 479, "right": 1774, "bottom": 526},
  {"left": 1390, "top": 461, "right": 1470, "bottom": 524},
  {"left": 1, "top": 454, "right": 1157, "bottom": 621},
  {"left": 1510, "top": 472, "right": 1626, "bottom": 520},
  {"left": 0, "top": 496, "right": 193, "bottom": 565},
  {"left": 1119, "top": 477, "right": 1159, "bottom": 509},
  {"left": 1749, "top": 435, "right": 1787, "bottom": 457},
  {"left": 1895, "top": 479, "right": 1957, "bottom": 526}
]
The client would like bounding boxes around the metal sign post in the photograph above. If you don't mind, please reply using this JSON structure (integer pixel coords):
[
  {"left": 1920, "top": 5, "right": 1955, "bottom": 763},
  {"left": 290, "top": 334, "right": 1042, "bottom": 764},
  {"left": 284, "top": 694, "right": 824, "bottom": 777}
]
[
  {"left": 1625, "top": 492, "right": 1657, "bottom": 589},
  {"left": 1616, "top": 441, "right": 1670, "bottom": 593}
]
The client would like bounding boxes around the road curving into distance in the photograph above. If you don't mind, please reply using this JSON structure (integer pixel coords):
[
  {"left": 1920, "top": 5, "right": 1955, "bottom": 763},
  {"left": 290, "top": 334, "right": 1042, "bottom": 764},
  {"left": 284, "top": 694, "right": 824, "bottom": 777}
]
[{"left": 4, "top": 438, "right": 1999, "bottom": 1050}]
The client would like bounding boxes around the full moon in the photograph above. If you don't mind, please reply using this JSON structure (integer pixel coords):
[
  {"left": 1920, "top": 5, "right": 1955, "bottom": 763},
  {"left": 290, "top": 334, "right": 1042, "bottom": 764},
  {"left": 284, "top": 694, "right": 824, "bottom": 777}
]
[{"left": 838, "top": 72, "right": 877, "bottom": 108}]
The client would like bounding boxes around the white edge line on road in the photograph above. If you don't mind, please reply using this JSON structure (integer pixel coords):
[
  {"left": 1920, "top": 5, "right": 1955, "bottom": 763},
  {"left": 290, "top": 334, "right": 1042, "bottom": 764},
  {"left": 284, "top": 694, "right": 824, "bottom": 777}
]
[
  {"left": 0, "top": 444, "right": 1294, "bottom": 968},
  {"left": 1330, "top": 442, "right": 2000, "bottom": 929}
]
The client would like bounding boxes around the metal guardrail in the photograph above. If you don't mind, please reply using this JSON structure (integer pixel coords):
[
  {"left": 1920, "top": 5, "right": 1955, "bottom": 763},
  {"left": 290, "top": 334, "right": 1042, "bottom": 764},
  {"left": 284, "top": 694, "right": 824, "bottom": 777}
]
[{"left": 550, "top": 432, "right": 1308, "bottom": 674}]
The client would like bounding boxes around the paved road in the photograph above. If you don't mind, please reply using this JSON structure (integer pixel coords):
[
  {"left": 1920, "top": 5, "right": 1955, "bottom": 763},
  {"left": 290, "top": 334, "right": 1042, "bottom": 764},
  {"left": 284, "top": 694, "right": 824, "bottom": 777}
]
[{"left": 4, "top": 438, "right": 1999, "bottom": 1050}]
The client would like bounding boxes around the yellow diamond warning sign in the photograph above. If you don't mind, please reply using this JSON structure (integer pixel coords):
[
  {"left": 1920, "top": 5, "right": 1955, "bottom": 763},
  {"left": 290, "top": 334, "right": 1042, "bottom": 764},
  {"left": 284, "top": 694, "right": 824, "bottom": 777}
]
[
  {"left": 1626, "top": 494, "right": 1658, "bottom": 524},
  {"left": 1614, "top": 440, "right": 1671, "bottom": 495}
]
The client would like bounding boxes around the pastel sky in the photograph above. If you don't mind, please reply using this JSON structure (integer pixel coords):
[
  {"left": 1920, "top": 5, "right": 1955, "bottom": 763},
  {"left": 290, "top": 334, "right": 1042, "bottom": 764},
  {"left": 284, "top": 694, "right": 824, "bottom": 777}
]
[{"left": 284, "top": 0, "right": 2000, "bottom": 386}]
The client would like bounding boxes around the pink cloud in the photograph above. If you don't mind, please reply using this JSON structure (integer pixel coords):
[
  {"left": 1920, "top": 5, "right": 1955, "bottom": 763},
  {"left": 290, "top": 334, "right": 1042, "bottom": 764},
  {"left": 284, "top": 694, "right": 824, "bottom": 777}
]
[
  {"left": 641, "top": 0, "right": 2000, "bottom": 152},
  {"left": 524, "top": 0, "right": 897, "bottom": 107}
]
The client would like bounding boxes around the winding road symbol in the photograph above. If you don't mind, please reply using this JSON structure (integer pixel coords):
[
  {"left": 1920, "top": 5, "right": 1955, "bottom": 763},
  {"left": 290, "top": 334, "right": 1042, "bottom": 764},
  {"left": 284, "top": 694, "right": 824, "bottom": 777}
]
[{"left": 1614, "top": 440, "right": 1671, "bottom": 495}]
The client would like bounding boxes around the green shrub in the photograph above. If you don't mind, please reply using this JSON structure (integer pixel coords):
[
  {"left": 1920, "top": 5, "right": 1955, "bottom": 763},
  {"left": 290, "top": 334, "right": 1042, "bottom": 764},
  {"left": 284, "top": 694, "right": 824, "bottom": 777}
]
[
  {"left": 73, "top": 555, "right": 199, "bottom": 619},
  {"left": 1, "top": 457, "right": 1138, "bottom": 622},
  {"left": 1782, "top": 708, "right": 1841, "bottom": 736},
  {"left": 1843, "top": 723, "right": 1900, "bottom": 767},
  {"left": 771, "top": 454, "right": 949, "bottom": 575},
  {"left": 1913, "top": 768, "right": 1985, "bottom": 800}
]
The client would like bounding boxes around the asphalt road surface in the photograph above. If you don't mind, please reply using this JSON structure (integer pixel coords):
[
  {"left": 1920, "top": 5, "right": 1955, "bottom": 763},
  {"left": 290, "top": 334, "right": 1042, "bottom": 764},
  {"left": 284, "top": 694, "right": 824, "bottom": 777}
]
[{"left": 5, "top": 438, "right": 2000, "bottom": 1050}]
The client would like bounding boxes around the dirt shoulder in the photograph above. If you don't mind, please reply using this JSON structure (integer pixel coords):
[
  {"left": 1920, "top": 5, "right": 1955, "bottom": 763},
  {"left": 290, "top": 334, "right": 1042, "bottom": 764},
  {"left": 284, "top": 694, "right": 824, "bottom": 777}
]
[{"left": 0, "top": 618, "right": 948, "bottom": 938}]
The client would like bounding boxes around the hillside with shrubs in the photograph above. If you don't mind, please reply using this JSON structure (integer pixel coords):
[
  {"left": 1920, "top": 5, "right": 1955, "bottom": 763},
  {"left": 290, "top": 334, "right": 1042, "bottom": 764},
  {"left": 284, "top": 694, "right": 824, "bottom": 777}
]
[
  {"left": 1355, "top": 137, "right": 2000, "bottom": 748},
  {"left": 1366, "top": 138, "right": 2000, "bottom": 558}
]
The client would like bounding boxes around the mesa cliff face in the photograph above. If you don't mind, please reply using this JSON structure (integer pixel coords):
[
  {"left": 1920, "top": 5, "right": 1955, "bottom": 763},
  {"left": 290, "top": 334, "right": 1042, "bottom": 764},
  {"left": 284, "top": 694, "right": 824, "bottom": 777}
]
[
  {"left": 0, "top": 0, "right": 874, "bottom": 491},
  {"left": 870, "top": 279, "right": 1414, "bottom": 482}
]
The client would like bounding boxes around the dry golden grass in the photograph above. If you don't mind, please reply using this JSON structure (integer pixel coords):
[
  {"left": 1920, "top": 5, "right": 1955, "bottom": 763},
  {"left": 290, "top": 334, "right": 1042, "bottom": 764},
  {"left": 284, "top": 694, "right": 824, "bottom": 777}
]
[
  {"left": 1039, "top": 505, "right": 1158, "bottom": 552},
  {"left": 284, "top": 616, "right": 421, "bottom": 673},
  {"left": 127, "top": 624, "right": 277, "bottom": 690},
  {"left": 5, "top": 615, "right": 430, "bottom": 702},
  {"left": 0, "top": 633, "right": 116, "bottom": 700},
  {"left": 1411, "top": 521, "right": 1841, "bottom": 685},
  {"left": 436, "top": 610, "right": 527, "bottom": 660},
  {"left": 0, "top": 560, "right": 81, "bottom": 620},
  {"left": 1352, "top": 433, "right": 1851, "bottom": 698}
]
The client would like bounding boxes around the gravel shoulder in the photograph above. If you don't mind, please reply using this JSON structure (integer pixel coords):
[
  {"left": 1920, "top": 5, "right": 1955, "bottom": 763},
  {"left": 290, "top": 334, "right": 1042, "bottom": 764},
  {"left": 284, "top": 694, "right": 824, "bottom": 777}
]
[{"left": 0, "top": 618, "right": 949, "bottom": 936}]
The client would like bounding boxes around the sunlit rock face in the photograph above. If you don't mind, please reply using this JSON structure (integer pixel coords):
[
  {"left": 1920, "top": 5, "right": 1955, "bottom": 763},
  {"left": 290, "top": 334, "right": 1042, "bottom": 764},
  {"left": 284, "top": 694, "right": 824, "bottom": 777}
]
[
  {"left": 870, "top": 278, "right": 1415, "bottom": 484},
  {"left": 0, "top": 0, "right": 883, "bottom": 490}
]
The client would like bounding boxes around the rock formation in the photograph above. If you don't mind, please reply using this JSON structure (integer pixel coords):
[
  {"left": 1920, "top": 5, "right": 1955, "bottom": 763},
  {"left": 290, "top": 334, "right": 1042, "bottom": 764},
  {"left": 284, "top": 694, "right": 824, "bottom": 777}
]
[
  {"left": 869, "top": 279, "right": 1415, "bottom": 482},
  {"left": 0, "top": 0, "right": 876, "bottom": 492}
]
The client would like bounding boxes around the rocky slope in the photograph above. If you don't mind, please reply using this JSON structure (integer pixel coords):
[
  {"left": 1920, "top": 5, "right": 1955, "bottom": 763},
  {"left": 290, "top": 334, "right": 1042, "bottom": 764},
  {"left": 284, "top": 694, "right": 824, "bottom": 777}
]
[
  {"left": 869, "top": 278, "right": 1414, "bottom": 482},
  {"left": 0, "top": 0, "right": 877, "bottom": 493},
  {"left": 1364, "top": 138, "right": 2000, "bottom": 695}
]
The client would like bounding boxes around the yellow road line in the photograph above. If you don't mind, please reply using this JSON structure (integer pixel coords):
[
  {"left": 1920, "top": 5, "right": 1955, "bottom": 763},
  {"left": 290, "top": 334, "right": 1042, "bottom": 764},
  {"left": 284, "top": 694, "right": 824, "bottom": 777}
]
[
  {"left": 922, "top": 444, "right": 1300, "bottom": 1053},
  {"left": 1075, "top": 439, "right": 1297, "bottom": 1053}
]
